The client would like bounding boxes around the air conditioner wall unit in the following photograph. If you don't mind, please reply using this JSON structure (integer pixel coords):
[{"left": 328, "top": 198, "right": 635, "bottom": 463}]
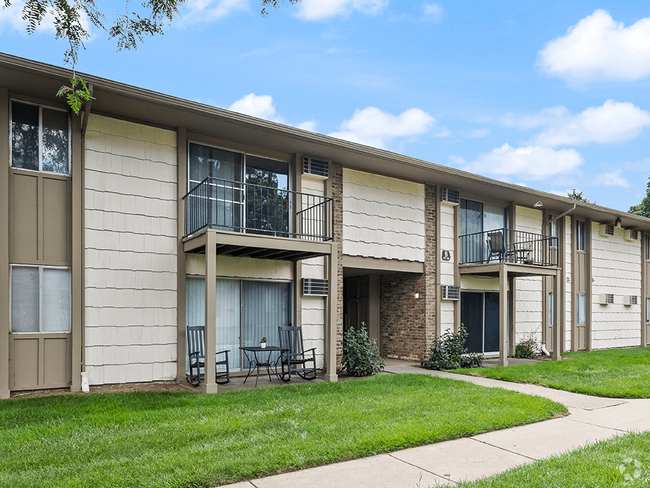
[
  {"left": 599, "top": 293, "right": 614, "bottom": 305},
  {"left": 302, "top": 278, "right": 329, "bottom": 296},
  {"left": 599, "top": 224, "right": 614, "bottom": 237},
  {"left": 624, "top": 229, "right": 639, "bottom": 241},
  {"left": 441, "top": 188, "right": 460, "bottom": 205},
  {"left": 442, "top": 285, "right": 460, "bottom": 301},
  {"left": 624, "top": 295, "right": 638, "bottom": 306},
  {"left": 303, "top": 157, "right": 329, "bottom": 179}
]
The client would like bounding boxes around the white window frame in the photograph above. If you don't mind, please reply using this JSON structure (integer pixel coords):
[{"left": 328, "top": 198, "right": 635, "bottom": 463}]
[
  {"left": 548, "top": 292, "right": 554, "bottom": 325},
  {"left": 9, "top": 99, "right": 71, "bottom": 176},
  {"left": 10, "top": 264, "right": 72, "bottom": 333}
]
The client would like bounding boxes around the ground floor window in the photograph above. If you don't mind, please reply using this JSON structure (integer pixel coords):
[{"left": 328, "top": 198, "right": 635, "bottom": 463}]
[
  {"left": 10, "top": 265, "right": 71, "bottom": 333},
  {"left": 646, "top": 297, "right": 649, "bottom": 323},
  {"left": 186, "top": 277, "right": 292, "bottom": 371},
  {"left": 460, "top": 291, "right": 499, "bottom": 354},
  {"left": 548, "top": 292, "right": 554, "bottom": 325}
]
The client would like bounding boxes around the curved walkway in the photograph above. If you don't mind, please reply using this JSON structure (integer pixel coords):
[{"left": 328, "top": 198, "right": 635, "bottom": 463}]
[{"left": 221, "top": 362, "right": 650, "bottom": 488}]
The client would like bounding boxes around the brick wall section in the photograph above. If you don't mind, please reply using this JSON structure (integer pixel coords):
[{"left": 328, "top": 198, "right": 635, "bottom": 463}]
[
  {"left": 330, "top": 162, "right": 344, "bottom": 366},
  {"left": 379, "top": 184, "right": 437, "bottom": 360}
]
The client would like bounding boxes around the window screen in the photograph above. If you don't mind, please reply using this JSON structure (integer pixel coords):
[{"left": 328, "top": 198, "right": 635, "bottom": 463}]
[{"left": 577, "top": 293, "right": 586, "bottom": 325}]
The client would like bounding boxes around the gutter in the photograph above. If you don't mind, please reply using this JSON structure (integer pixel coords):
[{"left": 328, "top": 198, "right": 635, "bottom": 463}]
[
  {"left": 546, "top": 203, "right": 577, "bottom": 226},
  {"left": 80, "top": 83, "right": 93, "bottom": 136}
]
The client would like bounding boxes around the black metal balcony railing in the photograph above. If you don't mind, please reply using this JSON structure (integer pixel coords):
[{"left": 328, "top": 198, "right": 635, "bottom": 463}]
[
  {"left": 184, "top": 177, "right": 333, "bottom": 241},
  {"left": 460, "top": 228, "right": 558, "bottom": 266}
]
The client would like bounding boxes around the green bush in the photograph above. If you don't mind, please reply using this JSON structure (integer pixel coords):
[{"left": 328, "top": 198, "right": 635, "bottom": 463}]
[
  {"left": 341, "top": 326, "right": 385, "bottom": 377},
  {"left": 421, "top": 326, "right": 484, "bottom": 370},
  {"left": 515, "top": 336, "right": 539, "bottom": 358}
]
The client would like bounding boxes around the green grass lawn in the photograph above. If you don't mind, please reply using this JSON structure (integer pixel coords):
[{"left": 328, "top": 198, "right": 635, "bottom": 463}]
[
  {"left": 451, "top": 347, "right": 650, "bottom": 398},
  {"left": 0, "top": 374, "right": 565, "bottom": 488},
  {"left": 454, "top": 431, "right": 650, "bottom": 488}
]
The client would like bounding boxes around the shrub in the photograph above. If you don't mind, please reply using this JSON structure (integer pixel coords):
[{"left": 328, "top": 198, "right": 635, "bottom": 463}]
[
  {"left": 421, "top": 326, "right": 484, "bottom": 370},
  {"left": 341, "top": 325, "right": 385, "bottom": 377},
  {"left": 515, "top": 336, "right": 539, "bottom": 359}
]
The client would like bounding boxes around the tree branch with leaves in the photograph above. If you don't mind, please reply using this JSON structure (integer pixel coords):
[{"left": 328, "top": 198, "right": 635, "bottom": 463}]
[{"left": 4, "top": 0, "right": 301, "bottom": 114}]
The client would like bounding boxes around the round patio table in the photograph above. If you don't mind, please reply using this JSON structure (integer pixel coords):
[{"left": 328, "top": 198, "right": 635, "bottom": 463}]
[{"left": 240, "top": 346, "right": 286, "bottom": 387}]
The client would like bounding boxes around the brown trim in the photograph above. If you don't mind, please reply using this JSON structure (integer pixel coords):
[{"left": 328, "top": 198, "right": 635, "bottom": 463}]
[
  {"left": 570, "top": 216, "right": 576, "bottom": 351},
  {"left": 70, "top": 112, "right": 82, "bottom": 391},
  {"left": 325, "top": 241, "right": 338, "bottom": 381},
  {"left": 558, "top": 215, "right": 566, "bottom": 354},
  {"left": 203, "top": 231, "right": 217, "bottom": 393},
  {"left": 0, "top": 87, "right": 10, "bottom": 398},
  {"left": 176, "top": 127, "right": 187, "bottom": 384},
  {"left": 509, "top": 201, "right": 516, "bottom": 357},
  {"left": 435, "top": 184, "right": 441, "bottom": 339},
  {"left": 453, "top": 204, "right": 461, "bottom": 332},
  {"left": 341, "top": 255, "right": 424, "bottom": 274},
  {"left": 641, "top": 231, "right": 646, "bottom": 347},
  {"left": 293, "top": 154, "right": 303, "bottom": 329},
  {"left": 585, "top": 218, "right": 592, "bottom": 351},
  {"left": 187, "top": 131, "right": 292, "bottom": 165}
]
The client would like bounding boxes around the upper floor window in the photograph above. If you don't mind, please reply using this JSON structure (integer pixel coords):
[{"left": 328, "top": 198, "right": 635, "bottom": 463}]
[
  {"left": 646, "top": 234, "right": 649, "bottom": 261},
  {"left": 576, "top": 220, "right": 586, "bottom": 251},
  {"left": 11, "top": 100, "right": 70, "bottom": 175}
]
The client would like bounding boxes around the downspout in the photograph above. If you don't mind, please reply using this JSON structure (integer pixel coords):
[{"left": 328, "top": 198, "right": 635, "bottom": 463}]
[
  {"left": 546, "top": 203, "right": 577, "bottom": 227},
  {"left": 79, "top": 84, "right": 92, "bottom": 379},
  {"left": 81, "top": 83, "right": 93, "bottom": 137}
]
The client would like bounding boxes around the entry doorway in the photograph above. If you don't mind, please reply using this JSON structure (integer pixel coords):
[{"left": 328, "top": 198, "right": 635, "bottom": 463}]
[
  {"left": 343, "top": 275, "right": 380, "bottom": 347},
  {"left": 461, "top": 291, "right": 500, "bottom": 354}
]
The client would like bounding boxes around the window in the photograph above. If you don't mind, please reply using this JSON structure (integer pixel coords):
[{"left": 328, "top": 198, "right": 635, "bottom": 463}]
[
  {"left": 11, "top": 266, "right": 71, "bottom": 333},
  {"left": 548, "top": 292, "right": 554, "bottom": 325},
  {"left": 576, "top": 220, "right": 586, "bottom": 251},
  {"left": 577, "top": 293, "right": 586, "bottom": 325},
  {"left": 646, "top": 297, "right": 650, "bottom": 323},
  {"left": 11, "top": 100, "right": 70, "bottom": 174},
  {"left": 646, "top": 234, "right": 650, "bottom": 261}
]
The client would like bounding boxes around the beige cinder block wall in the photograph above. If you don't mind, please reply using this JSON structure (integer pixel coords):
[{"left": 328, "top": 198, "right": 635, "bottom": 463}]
[
  {"left": 84, "top": 115, "right": 178, "bottom": 385},
  {"left": 439, "top": 203, "right": 456, "bottom": 333},
  {"left": 591, "top": 224, "right": 642, "bottom": 349},
  {"left": 514, "top": 206, "right": 543, "bottom": 344}
]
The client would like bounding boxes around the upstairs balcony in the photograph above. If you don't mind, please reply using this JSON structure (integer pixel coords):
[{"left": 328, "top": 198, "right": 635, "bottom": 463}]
[
  {"left": 460, "top": 228, "right": 558, "bottom": 267},
  {"left": 183, "top": 177, "right": 334, "bottom": 261}
]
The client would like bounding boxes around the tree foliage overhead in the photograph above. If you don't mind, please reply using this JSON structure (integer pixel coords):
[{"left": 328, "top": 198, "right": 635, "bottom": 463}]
[
  {"left": 629, "top": 176, "right": 650, "bottom": 218},
  {"left": 567, "top": 188, "right": 592, "bottom": 204},
  {"left": 4, "top": 0, "right": 301, "bottom": 113}
]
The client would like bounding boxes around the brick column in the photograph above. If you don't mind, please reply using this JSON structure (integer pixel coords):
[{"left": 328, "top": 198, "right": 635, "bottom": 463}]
[{"left": 327, "top": 163, "right": 344, "bottom": 368}]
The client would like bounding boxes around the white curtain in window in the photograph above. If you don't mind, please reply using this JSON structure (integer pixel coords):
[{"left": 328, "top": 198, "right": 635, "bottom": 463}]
[
  {"left": 577, "top": 293, "right": 586, "bottom": 325},
  {"left": 41, "top": 268, "right": 71, "bottom": 332},
  {"left": 11, "top": 267, "right": 39, "bottom": 333},
  {"left": 216, "top": 279, "right": 241, "bottom": 371}
]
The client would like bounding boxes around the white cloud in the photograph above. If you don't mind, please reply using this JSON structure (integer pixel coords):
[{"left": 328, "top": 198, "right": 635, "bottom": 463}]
[
  {"left": 328, "top": 106, "right": 443, "bottom": 149},
  {"left": 594, "top": 169, "right": 630, "bottom": 188},
  {"left": 534, "top": 100, "right": 650, "bottom": 147},
  {"left": 422, "top": 3, "right": 443, "bottom": 21},
  {"left": 538, "top": 9, "right": 650, "bottom": 83},
  {"left": 181, "top": 0, "right": 249, "bottom": 24},
  {"left": 464, "top": 143, "right": 584, "bottom": 180},
  {"left": 296, "top": 0, "right": 388, "bottom": 21},
  {"left": 499, "top": 106, "right": 569, "bottom": 130},
  {"left": 229, "top": 93, "right": 283, "bottom": 122}
]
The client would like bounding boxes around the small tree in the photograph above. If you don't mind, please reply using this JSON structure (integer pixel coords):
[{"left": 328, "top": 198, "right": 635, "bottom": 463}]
[
  {"left": 567, "top": 188, "right": 592, "bottom": 203},
  {"left": 629, "top": 176, "right": 650, "bottom": 218}
]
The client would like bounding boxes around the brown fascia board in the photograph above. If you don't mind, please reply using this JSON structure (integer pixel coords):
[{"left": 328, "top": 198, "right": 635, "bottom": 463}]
[{"left": 2, "top": 52, "right": 650, "bottom": 231}]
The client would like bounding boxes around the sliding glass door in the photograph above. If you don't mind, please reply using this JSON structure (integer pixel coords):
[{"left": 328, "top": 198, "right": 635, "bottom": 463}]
[
  {"left": 461, "top": 291, "right": 500, "bottom": 354},
  {"left": 186, "top": 277, "right": 291, "bottom": 372}
]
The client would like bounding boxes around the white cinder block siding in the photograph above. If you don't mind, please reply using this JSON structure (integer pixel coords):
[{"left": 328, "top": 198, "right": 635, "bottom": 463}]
[
  {"left": 84, "top": 115, "right": 178, "bottom": 385},
  {"left": 440, "top": 203, "right": 456, "bottom": 333},
  {"left": 342, "top": 169, "right": 425, "bottom": 262},
  {"left": 302, "top": 255, "right": 326, "bottom": 369},
  {"left": 514, "top": 207, "right": 543, "bottom": 344},
  {"left": 591, "top": 224, "right": 642, "bottom": 349}
]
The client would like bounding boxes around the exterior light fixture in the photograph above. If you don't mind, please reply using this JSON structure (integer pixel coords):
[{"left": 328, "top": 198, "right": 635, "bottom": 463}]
[
  {"left": 615, "top": 217, "right": 622, "bottom": 228},
  {"left": 414, "top": 292, "right": 420, "bottom": 299},
  {"left": 534, "top": 201, "right": 543, "bottom": 208}
]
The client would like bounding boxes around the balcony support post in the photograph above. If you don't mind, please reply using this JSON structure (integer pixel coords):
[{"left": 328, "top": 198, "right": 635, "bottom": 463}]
[
  {"left": 552, "top": 269, "right": 561, "bottom": 361},
  {"left": 498, "top": 263, "right": 509, "bottom": 367}
]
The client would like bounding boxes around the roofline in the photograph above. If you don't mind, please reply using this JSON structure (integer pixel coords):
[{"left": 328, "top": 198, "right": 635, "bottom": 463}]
[{"left": 2, "top": 52, "right": 650, "bottom": 229}]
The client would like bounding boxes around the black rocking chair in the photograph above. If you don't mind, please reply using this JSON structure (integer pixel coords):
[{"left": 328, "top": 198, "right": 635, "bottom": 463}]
[
  {"left": 186, "top": 325, "right": 230, "bottom": 386},
  {"left": 278, "top": 325, "right": 318, "bottom": 381}
]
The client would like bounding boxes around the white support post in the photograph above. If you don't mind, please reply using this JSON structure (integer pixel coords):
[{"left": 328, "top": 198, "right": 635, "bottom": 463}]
[
  {"left": 498, "top": 264, "right": 509, "bottom": 366},
  {"left": 203, "top": 231, "right": 218, "bottom": 393}
]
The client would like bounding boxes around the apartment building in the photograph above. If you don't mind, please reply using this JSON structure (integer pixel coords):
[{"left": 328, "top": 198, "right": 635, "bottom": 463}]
[{"left": 1, "top": 54, "right": 649, "bottom": 397}]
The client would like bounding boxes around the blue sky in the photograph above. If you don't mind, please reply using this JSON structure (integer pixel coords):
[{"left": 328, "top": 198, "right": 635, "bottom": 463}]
[{"left": 2, "top": 0, "right": 650, "bottom": 212}]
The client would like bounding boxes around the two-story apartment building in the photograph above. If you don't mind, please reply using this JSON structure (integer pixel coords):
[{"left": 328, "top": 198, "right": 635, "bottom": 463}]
[{"left": 1, "top": 53, "right": 649, "bottom": 397}]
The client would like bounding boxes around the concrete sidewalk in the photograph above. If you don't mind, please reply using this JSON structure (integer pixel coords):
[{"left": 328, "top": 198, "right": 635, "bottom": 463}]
[{"left": 221, "top": 363, "right": 650, "bottom": 488}]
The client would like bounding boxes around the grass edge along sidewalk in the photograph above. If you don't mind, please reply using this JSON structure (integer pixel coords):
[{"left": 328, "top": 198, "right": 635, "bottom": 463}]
[
  {"left": 451, "top": 347, "right": 650, "bottom": 398},
  {"left": 0, "top": 374, "right": 565, "bottom": 488},
  {"left": 453, "top": 431, "right": 650, "bottom": 488}
]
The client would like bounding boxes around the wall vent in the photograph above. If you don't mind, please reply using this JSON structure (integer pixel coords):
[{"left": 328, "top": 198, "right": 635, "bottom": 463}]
[
  {"left": 599, "top": 224, "right": 615, "bottom": 237},
  {"left": 302, "top": 278, "right": 329, "bottom": 296},
  {"left": 442, "top": 188, "right": 460, "bottom": 205},
  {"left": 303, "top": 157, "right": 329, "bottom": 179},
  {"left": 442, "top": 285, "right": 460, "bottom": 301},
  {"left": 599, "top": 293, "right": 615, "bottom": 305},
  {"left": 624, "top": 295, "right": 638, "bottom": 306},
  {"left": 624, "top": 229, "right": 639, "bottom": 241}
]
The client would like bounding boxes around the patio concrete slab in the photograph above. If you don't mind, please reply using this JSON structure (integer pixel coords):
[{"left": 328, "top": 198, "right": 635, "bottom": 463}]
[
  {"left": 391, "top": 437, "right": 534, "bottom": 483},
  {"left": 472, "top": 416, "right": 620, "bottom": 460},
  {"left": 223, "top": 453, "right": 449, "bottom": 488}
]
